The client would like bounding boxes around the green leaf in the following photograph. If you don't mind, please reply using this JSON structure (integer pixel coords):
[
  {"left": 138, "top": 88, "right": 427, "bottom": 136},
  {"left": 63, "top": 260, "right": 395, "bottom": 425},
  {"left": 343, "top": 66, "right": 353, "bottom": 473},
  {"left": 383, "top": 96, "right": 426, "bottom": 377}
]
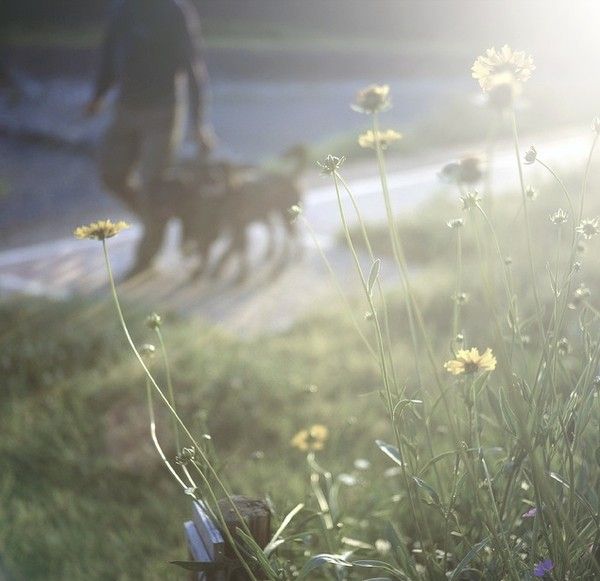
[
  {"left": 264, "top": 503, "right": 304, "bottom": 556},
  {"left": 498, "top": 389, "right": 518, "bottom": 437},
  {"left": 367, "top": 258, "right": 382, "bottom": 295},
  {"left": 471, "top": 370, "right": 491, "bottom": 398},
  {"left": 385, "top": 522, "right": 417, "bottom": 577},
  {"left": 549, "top": 471, "right": 570, "bottom": 489},
  {"left": 375, "top": 440, "right": 404, "bottom": 467},
  {"left": 418, "top": 449, "right": 460, "bottom": 477},
  {"left": 235, "top": 528, "right": 277, "bottom": 577},
  {"left": 412, "top": 476, "right": 441, "bottom": 506},
  {"left": 354, "top": 560, "right": 411, "bottom": 580},
  {"left": 298, "top": 554, "right": 352, "bottom": 579},
  {"left": 449, "top": 537, "right": 489, "bottom": 580},
  {"left": 170, "top": 560, "right": 220, "bottom": 572},
  {"left": 392, "top": 399, "right": 422, "bottom": 422}
]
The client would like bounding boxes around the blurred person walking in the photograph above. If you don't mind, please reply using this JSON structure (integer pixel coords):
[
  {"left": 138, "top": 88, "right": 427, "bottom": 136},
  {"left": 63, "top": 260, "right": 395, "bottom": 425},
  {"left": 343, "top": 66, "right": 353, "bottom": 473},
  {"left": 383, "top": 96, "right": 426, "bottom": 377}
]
[{"left": 85, "top": 0, "right": 212, "bottom": 279}]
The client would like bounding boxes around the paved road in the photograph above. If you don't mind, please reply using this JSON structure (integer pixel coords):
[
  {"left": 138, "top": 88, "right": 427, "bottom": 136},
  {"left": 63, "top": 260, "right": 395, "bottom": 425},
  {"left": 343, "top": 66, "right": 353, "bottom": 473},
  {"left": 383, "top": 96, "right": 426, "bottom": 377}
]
[{"left": 0, "top": 125, "right": 593, "bottom": 334}]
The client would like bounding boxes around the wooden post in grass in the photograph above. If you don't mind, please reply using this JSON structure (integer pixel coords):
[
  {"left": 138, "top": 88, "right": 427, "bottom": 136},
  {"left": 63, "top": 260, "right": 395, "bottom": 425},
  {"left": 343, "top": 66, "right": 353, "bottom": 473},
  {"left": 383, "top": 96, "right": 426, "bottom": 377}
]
[{"left": 184, "top": 496, "right": 271, "bottom": 581}]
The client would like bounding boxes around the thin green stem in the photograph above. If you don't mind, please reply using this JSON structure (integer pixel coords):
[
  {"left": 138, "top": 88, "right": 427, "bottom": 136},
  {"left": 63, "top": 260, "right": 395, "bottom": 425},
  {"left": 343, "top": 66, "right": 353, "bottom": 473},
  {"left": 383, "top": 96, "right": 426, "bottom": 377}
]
[
  {"left": 331, "top": 170, "right": 430, "bottom": 556},
  {"left": 101, "top": 240, "right": 260, "bottom": 581},
  {"left": 145, "top": 377, "right": 188, "bottom": 489},
  {"left": 535, "top": 158, "right": 576, "bottom": 244},
  {"left": 155, "top": 327, "right": 182, "bottom": 454},
  {"left": 579, "top": 132, "right": 599, "bottom": 221},
  {"left": 511, "top": 109, "right": 545, "bottom": 343},
  {"left": 298, "top": 214, "right": 378, "bottom": 361}
]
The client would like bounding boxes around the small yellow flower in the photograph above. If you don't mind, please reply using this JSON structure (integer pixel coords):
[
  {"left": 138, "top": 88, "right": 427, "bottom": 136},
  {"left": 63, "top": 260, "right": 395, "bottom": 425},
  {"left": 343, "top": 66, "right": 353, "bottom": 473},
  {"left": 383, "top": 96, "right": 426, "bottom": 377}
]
[
  {"left": 291, "top": 424, "right": 329, "bottom": 451},
  {"left": 74, "top": 219, "right": 130, "bottom": 240},
  {"left": 472, "top": 45, "right": 534, "bottom": 92},
  {"left": 358, "top": 129, "right": 402, "bottom": 150},
  {"left": 444, "top": 348, "right": 497, "bottom": 375},
  {"left": 352, "top": 84, "right": 391, "bottom": 114}
]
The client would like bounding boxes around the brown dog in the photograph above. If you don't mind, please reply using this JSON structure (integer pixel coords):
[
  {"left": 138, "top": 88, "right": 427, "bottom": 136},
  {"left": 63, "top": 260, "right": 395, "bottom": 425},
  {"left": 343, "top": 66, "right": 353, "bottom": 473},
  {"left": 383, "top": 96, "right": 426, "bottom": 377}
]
[{"left": 179, "top": 144, "right": 308, "bottom": 282}]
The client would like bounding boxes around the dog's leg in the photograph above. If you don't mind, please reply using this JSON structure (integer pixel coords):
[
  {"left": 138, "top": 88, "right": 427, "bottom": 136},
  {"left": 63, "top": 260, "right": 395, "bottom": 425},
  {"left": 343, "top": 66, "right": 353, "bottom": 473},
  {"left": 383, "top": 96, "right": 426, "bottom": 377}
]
[
  {"left": 283, "top": 210, "right": 302, "bottom": 261},
  {"left": 233, "top": 227, "right": 249, "bottom": 284},
  {"left": 264, "top": 216, "right": 278, "bottom": 262},
  {"left": 189, "top": 242, "right": 210, "bottom": 280},
  {"left": 209, "top": 234, "right": 236, "bottom": 280}
]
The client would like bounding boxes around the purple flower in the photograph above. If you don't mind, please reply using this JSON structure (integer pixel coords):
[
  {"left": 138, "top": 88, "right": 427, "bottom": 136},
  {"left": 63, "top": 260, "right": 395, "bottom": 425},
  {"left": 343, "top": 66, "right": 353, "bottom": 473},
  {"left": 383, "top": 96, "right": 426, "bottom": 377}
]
[
  {"left": 533, "top": 559, "right": 554, "bottom": 577},
  {"left": 522, "top": 507, "right": 537, "bottom": 519}
]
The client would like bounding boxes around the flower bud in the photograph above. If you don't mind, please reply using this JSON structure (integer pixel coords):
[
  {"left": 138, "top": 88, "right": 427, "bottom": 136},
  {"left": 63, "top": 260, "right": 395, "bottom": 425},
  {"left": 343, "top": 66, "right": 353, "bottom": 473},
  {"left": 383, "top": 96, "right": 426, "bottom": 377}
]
[
  {"left": 524, "top": 145, "right": 537, "bottom": 165},
  {"left": 145, "top": 313, "right": 162, "bottom": 330}
]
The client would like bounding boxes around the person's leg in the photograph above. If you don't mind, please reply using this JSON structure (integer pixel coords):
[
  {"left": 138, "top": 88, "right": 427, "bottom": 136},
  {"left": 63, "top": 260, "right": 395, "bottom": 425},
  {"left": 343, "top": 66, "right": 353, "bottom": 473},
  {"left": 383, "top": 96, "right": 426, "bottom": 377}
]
[
  {"left": 98, "top": 110, "right": 140, "bottom": 212},
  {"left": 126, "top": 109, "right": 176, "bottom": 276},
  {"left": 125, "top": 212, "right": 169, "bottom": 278}
]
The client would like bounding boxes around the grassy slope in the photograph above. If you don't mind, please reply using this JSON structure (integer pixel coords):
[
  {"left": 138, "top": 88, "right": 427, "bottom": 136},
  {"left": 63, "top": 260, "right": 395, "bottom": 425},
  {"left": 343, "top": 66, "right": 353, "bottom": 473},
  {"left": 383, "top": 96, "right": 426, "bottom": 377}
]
[
  {"left": 0, "top": 295, "right": 392, "bottom": 579},
  {"left": 3, "top": 159, "right": 600, "bottom": 578}
]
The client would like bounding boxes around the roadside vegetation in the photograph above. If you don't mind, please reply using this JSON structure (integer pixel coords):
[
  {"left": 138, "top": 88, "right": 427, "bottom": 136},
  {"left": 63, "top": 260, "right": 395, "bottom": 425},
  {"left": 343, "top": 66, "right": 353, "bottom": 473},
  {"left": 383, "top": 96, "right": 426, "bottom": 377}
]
[{"left": 3, "top": 44, "right": 600, "bottom": 581}]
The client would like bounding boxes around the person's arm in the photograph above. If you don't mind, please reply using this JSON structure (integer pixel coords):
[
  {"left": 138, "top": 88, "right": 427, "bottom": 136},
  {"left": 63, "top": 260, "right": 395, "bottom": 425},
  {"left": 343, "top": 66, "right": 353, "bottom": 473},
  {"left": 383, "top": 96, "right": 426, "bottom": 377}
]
[
  {"left": 85, "top": 1, "right": 123, "bottom": 115},
  {"left": 177, "top": 0, "right": 214, "bottom": 151}
]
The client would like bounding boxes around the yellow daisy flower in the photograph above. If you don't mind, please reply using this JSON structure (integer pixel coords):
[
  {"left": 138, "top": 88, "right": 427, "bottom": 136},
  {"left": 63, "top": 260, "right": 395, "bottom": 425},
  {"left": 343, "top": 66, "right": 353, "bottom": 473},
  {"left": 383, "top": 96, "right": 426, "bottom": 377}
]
[
  {"left": 73, "top": 219, "right": 130, "bottom": 241},
  {"left": 358, "top": 129, "right": 402, "bottom": 150},
  {"left": 472, "top": 45, "right": 534, "bottom": 92},
  {"left": 291, "top": 424, "right": 329, "bottom": 451},
  {"left": 444, "top": 348, "right": 497, "bottom": 375}
]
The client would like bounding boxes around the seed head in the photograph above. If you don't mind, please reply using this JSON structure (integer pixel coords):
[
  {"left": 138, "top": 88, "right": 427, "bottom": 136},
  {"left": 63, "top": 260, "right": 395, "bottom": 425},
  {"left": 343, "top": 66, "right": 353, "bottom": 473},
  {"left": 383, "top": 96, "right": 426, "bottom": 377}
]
[
  {"left": 145, "top": 313, "right": 162, "bottom": 330},
  {"left": 525, "top": 185, "right": 538, "bottom": 201},
  {"left": 557, "top": 337, "right": 570, "bottom": 356},
  {"left": 550, "top": 208, "right": 568, "bottom": 225},
  {"left": 576, "top": 217, "right": 600, "bottom": 239},
  {"left": 139, "top": 343, "right": 156, "bottom": 359},
  {"left": 460, "top": 191, "right": 482, "bottom": 211},
  {"left": 318, "top": 154, "right": 345, "bottom": 176},
  {"left": 288, "top": 204, "right": 303, "bottom": 220},
  {"left": 524, "top": 146, "right": 537, "bottom": 165},
  {"left": 447, "top": 218, "right": 464, "bottom": 229},
  {"left": 352, "top": 84, "right": 391, "bottom": 114},
  {"left": 175, "top": 446, "right": 197, "bottom": 466},
  {"left": 569, "top": 283, "right": 591, "bottom": 309}
]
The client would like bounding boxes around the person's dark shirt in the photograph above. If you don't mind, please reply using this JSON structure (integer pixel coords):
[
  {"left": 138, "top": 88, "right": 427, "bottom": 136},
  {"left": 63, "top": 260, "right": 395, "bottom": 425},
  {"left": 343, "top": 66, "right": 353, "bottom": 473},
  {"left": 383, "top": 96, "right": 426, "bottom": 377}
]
[{"left": 94, "top": 0, "right": 206, "bottom": 123}]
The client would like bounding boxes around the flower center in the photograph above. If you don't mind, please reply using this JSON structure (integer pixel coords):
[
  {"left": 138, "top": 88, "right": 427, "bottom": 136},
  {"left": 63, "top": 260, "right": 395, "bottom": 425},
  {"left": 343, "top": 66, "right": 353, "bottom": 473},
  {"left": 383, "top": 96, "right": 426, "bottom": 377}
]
[{"left": 464, "top": 361, "right": 479, "bottom": 374}]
